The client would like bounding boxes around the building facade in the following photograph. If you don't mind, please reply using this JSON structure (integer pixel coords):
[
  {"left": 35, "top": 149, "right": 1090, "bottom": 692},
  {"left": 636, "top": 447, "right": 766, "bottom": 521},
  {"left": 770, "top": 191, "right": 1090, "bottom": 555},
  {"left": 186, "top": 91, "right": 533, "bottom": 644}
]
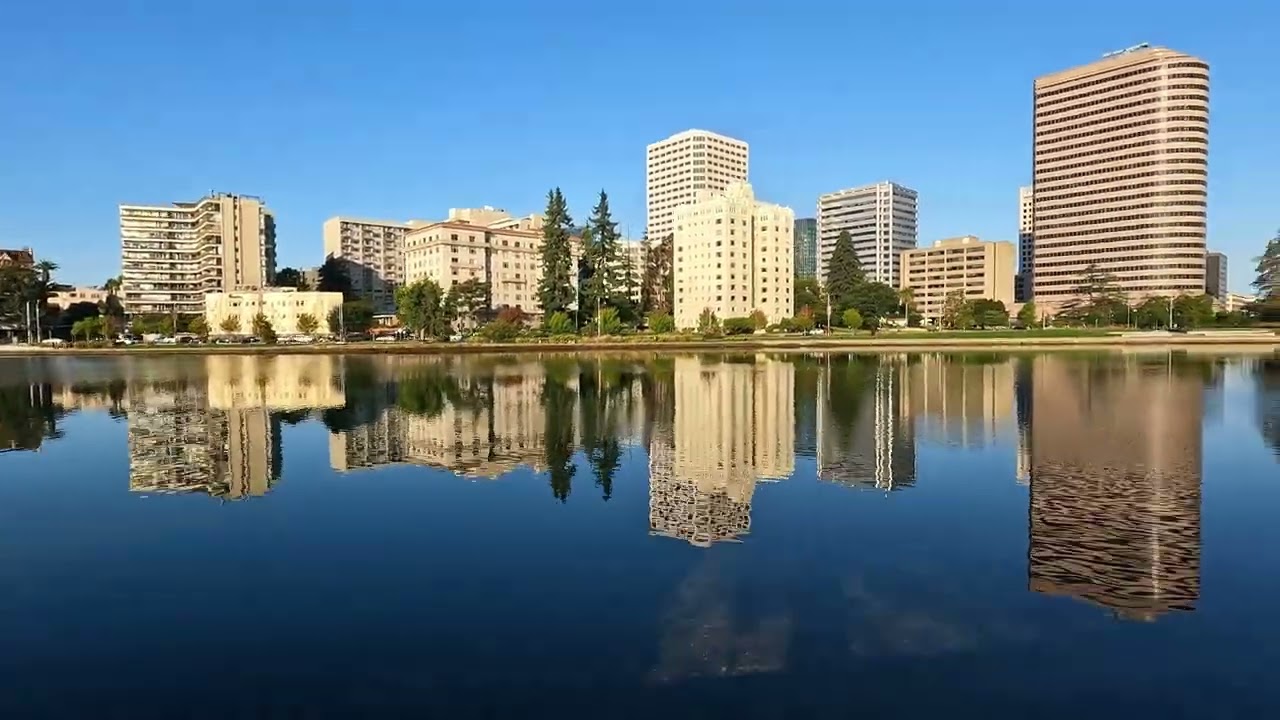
[
  {"left": 120, "top": 193, "right": 276, "bottom": 315},
  {"left": 1032, "top": 44, "right": 1209, "bottom": 310},
  {"left": 1017, "top": 186, "right": 1034, "bottom": 302},
  {"left": 646, "top": 129, "right": 749, "bottom": 244},
  {"left": 0, "top": 248, "right": 34, "bottom": 269},
  {"left": 793, "top": 218, "right": 818, "bottom": 279},
  {"left": 47, "top": 286, "right": 108, "bottom": 310},
  {"left": 1205, "top": 251, "right": 1227, "bottom": 301},
  {"left": 322, "top": 217, "right": 409, "bottom": 314},
  {"left": 817, "top": 181, "right": 918, "bottom": 287},
  {"left": 899, "top": 236, "right": 1016, "bottom": 324},
  {"left": 672, "top": 182, "right": 794, "bottom": 329},
  {"left": 205, "top": 288, "right": 343, "bottom": 337}
]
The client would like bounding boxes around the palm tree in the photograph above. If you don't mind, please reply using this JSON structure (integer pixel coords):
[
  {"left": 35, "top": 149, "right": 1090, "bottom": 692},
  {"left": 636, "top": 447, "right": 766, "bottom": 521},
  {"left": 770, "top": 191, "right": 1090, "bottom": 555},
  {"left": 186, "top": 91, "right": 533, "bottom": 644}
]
[
  {"left": 34, "top": 260, "right": 57, "bottom": 284},
  {"left": 898, "top": 287, "right": 915, "bottom": 314}
]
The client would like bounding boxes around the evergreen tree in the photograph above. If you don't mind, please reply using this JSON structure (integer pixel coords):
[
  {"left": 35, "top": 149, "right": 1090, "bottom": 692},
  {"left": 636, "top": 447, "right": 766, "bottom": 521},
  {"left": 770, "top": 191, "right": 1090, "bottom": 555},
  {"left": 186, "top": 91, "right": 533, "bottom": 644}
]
[
  {"left": 1254, "top": 230, "right": 1280, "bottom": 299},
  {"left": 537, "top": 188, "right": 576, "bottom": 317},
  {"left": 825, "top": 230, "right": 864, "bottom": 311},
  {"left": 582, "top": 190, "right": 622, "bottom": 317}
]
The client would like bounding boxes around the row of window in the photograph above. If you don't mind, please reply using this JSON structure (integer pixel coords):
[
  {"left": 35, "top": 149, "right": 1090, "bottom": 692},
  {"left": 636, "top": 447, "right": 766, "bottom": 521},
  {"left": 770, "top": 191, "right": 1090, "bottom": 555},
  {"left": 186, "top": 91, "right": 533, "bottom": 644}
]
[
  {"left": 1036, "top": 62, "right": 1206, "bottom": 103},
  {"left": 1036, "top": 92, "right": 1208, "bottom": 130}
]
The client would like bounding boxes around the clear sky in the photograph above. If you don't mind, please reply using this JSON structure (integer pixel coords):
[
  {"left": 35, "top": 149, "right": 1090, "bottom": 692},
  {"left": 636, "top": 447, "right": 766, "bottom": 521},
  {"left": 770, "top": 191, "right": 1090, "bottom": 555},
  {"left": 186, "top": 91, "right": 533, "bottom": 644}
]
[{"left": 1, "top": 0, "right": 1275, "bottom": 292}]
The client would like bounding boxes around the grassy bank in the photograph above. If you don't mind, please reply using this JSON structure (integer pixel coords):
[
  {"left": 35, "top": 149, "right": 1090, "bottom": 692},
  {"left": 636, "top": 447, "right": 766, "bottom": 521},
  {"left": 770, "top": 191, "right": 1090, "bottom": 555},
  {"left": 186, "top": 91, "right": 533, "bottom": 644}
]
[{"left": 1, "top": 329, "right": 1276, "bottom": 357}]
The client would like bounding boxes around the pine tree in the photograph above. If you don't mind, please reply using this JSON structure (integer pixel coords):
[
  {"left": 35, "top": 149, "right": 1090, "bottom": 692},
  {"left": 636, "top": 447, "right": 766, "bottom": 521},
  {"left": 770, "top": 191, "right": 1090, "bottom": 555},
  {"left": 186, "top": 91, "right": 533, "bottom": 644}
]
[
  {"left": 825, "top": 230, "right": 864, "bottom": 311},
  {"left": 1254, "top": 230, "right": 1280, "bottom": 299},
  {"left": 537, "top": 188, "right": 576, "bottom": 317},
  {"left": 582, "top": 190, "right": 622, "bottom": 316}
]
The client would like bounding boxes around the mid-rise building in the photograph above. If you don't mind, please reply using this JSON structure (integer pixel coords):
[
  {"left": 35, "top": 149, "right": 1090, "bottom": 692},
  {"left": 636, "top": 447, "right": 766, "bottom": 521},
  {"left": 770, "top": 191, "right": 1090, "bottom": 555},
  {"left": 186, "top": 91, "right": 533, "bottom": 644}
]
[
  {"left": 672, "top": 182, "right": 794, "bottom": 329},
  {"left": 0, "top": 248, "right": 34, "bottom": 269},
  {"left": 1224, "top": 292, "right": 1256, "bottom": 313},
  {"left": 899, "top": 236, "right": 1016, "bottom": 324},
  {"left": 47, "top": 286, "right": 108, "bottom": 310},
  {"left": 120, "top": 193, "right": 276, "bottom": 315},
  {"left": 322, "top": 217, "right": 410, "bottom": 314},
  {"left": 1206, "top": 251, "right": 1227, "bottom": 301},
  {"left": 402, "top": 208, "right": 578, "bottom": 318},
  {"left": 646, "top": 129, "right": 749, "bottom": 243},
  {"left": 817, "top": 181, "right": 918, "bottom": 287},
  {"left": 622, "top": 239, "right": 647, "bottom": 306},
  {"left": 1017, "top": 186, "right": 1034, "bottom": 302},
  {"left": 1032, "top": 45, "right": 1209, "bottom": 310},
  {"left": 205, "top": 288, "right": 344, "bottom": 337},
  {"left": 794, "top": 218, "right": 818, "bottom": 279}
]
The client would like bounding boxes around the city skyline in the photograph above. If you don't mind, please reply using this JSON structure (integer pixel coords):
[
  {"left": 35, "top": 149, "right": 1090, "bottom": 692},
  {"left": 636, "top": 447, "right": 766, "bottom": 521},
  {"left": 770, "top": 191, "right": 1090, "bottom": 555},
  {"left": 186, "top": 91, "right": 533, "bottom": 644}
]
[{"left": 2, "top": 5, "right": 1274, "bottom": 294}]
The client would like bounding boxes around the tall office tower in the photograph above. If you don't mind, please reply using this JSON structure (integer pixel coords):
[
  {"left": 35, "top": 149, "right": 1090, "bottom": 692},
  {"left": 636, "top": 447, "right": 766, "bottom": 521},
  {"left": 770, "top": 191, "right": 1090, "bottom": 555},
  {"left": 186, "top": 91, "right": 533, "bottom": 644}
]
[
  {"left": 646, "top": 129, "right": 749, "bottom": 244},
  {"left": 120, "top": 193, "right": 276, "bottom": 315},
  {"left": 1026, "top": 354, "right": 1202, "bottom": 620},
  {"left": 1032, "top": 45, "right": 1209, "bottom": 310},
  {"left": 672, "top": 182, "right": 794, "bottom": 330},
  {"left": 793, "top": 218, "right": 818, "bottom": 279},
  {"left": 1017, "top": 186, "right": 1034, "bottom": 302},
  {"left": 1205, "top": 251, "right": 1227, "bottom": 301},
  {"left": 322, "top": 217, "right": 409, "bottom": 314},
  {"left": 817, "top": 181, "right": 918, "bottom": 287}
]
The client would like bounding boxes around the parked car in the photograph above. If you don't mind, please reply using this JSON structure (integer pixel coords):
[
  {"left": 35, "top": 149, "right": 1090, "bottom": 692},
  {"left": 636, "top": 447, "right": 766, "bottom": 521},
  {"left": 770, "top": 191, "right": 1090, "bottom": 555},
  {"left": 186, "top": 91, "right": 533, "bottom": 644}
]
[{"left": 374, "top": 335, "right": 399, "bottom": 343}]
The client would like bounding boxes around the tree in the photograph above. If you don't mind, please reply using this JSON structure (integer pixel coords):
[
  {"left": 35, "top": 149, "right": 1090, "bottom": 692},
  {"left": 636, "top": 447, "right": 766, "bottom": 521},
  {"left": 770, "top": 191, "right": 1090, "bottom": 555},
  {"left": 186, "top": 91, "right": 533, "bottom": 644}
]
[
  {"left": 544, "top": 311, "right": 575, "bottom": 335},
  {"left": 1017, "top": 301, "right": 1038, "bottom": 328},
  {"left": 749, "top": 309, "right": 768, "bottom": 330},
  {"left": 329, "top": 299, "right": 374, "bottom": 336},
  {"left": 447, "top": 278, "right": 491, "bottom": 328},
  {"left": 646, "top": 311, "right": 675, "bottom": 334},
  {"left": 537, "top": 188, "right": 576, "bottom": 317},
  {"left": 898, "top": 287, "right": 916, "bottom": 317},
  {"left": 642, "top": 234, "right": 674, "bottom": 313},
  {"left": 1060, "top": 264, "right": 1126, "bottom": 326},
  {"left": 841, "top": 308, "right": 863, "bottom": 330},
  {"left": 71, "top": 316, "right": 103, "bottom": 341},
  {"left": 969, "top": 299, "right": 1009, "bottom": 328},
  {"left": 296, "top": 313, "right": 319, "bottom": 335},
  {"left": 396, "top": 279, "right": 454, "bottom": 340},
  {"left": 794, "top": 306, "right": 816, "bottom": 332},
  {"left": 697, "top": 308, "right": 720, "bottom": 335},
  {"left": 1134, "top": 297, "right": 1170, "bottom": 329},
  {"left": 794, "top": 277, "right": 825, "bottom": 316},
  {"left": 317, "top": 256, "right": 353, "bottom": 298},
  {"left": 1173, "top": 294, "right": 1215, "bottom": 329},
  {"left": 582, "top": 190, "right": 623, "bottom": 317},
  {"left": 941, "top": 290, "right": 969, "bottom": 329},
  {"left": 276, "top": 267, "right": 309, "bottom": 290},
  {"left": 496, "top": 306, "right": 527, "bottom": 326},
  {"left": 1254, "top": 230, "right": 1280, "bottom": 299},
  {"left": 252, "top": 314, "right": 277, "bottom": 343},
  {"left": 847, "top": 282, "right": 901, "bottom": 325},
  {"left": 188, "top": 316, "right": 209, "bottom": 338},
  {"left": 595, "top": 306, "right": 623, "bottom": 335},
  {"left": 220, "top": 315, "right": 243, "bottom": 334},
  {"left": 825, "top": 230, "right": 864, "bottom": 310}
]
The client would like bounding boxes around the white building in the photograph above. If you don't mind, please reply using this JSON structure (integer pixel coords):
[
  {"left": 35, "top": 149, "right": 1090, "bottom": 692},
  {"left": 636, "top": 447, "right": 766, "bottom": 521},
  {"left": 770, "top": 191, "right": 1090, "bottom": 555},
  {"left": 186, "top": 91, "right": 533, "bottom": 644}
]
[
  {"left": 646, "top": 129, "right": 748, "bottom": 244},
  {"left": 817, "top": 181, "right": 917, "bottom": 288},
  {"left": 205, "top": 288, "right": 344, "bottom": 337},
  {"left": 321, "top": 217, "right": 410, "bottom": 314},
  {"left": 673, "top": 182, "right": 794, "bottom": 329}
]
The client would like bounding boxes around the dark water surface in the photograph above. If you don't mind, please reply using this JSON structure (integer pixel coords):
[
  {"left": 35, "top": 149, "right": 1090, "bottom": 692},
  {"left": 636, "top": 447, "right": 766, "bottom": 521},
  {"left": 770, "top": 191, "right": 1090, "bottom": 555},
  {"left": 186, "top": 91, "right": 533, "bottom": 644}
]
[{"left": 1, "top": 351, "right": 1278, "bottom": 718}]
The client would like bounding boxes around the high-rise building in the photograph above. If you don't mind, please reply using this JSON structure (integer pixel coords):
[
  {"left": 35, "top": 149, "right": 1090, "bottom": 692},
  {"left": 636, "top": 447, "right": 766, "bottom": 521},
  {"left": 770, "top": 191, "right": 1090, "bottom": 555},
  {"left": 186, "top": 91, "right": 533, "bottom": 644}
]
[
  {"left": 120, "top": 193, "right": 276, "bottom": 315},
  {"left": 322, "top": 217, "right": 410, "bottom": 314},
  {"left": 646, "top": 129, "right": 749, "bottom": 244},
  {"left": 1206, "top": 251, "right": 1227, "bottom": 301},
  {"left": 899, "top": 236, "right": 1016, "bottom": 324},
  {"left": 817, "top": 181, "right": 918, "bottom": 287},
  {"left": 672, "top": 182, "right": 794, "bottom": 329},
  {"left": 793, "top": 218, "right": 818, "bottom": 279},
  {"left": 1017, "top": 186, "right": 1034, "bottom": 302},
  {"left": 1032, "top": 44, "right": 1209, "bottom": 310}
]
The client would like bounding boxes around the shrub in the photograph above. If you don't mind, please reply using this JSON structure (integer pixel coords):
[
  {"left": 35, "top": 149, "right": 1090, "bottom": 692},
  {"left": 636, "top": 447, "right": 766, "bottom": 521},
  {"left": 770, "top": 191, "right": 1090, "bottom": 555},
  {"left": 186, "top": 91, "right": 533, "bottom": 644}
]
[
  {"left": 749, "top": 309, "right": 768, "bottom": 330},
  {"left": 722, "top": 317, "right": 755, "bottom": 335},
  {"left": 479, "top": 319, "right": 520, "bottom": 342},
  {"left": 794, "top": 306, "right": 816, "bottom": 332},
  {"left": 544, "top": 311, "right": 575, "bottom": 335},
  {"left": 596, "top": 307, "right": 623, "bottom": 335},
  {"left": 697, "top": 308, "right": 720, "bottom": 335},
  {"left": 252, "top": 313, "right": 277, "bottom": 344},
  {"left": 647, "top": 311, "right": 675, "bottom": 334},
  {"left": 496, "top": 306, "right": 527, "bottom": 326},
  {"left": 841, "top": 308, "right": 863, "bottom": 330}
]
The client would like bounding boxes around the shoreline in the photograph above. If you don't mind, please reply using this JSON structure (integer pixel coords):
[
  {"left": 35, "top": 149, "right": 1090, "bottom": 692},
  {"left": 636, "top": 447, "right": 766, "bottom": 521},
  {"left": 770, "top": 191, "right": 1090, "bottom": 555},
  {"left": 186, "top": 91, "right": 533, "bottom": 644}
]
[{"left": 1, "top": 333, "right": 1277, "bottom": 357}]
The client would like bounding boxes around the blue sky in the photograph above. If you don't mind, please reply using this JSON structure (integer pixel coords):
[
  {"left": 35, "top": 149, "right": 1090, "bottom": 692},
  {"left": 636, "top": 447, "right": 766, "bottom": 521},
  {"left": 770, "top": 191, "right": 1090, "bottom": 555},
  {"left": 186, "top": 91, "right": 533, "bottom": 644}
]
[{"left": 1, "top": 0, "right": 1275, "bottom": 292}]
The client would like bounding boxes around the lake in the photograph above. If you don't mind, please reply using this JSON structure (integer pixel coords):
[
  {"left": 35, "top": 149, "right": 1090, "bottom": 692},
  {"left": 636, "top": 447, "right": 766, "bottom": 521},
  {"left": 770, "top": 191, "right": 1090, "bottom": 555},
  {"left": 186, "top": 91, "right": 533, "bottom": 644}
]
[{"left": 1, "top": 351, "right": 1278, "bottom": 718}]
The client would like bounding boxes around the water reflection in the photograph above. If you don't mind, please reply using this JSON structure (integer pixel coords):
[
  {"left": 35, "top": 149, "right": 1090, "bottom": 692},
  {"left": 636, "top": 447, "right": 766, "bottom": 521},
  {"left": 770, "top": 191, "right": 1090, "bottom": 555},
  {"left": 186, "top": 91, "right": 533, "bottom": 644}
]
[{"left": 0, "top": 350, "right": 1264, "bottom": 623}]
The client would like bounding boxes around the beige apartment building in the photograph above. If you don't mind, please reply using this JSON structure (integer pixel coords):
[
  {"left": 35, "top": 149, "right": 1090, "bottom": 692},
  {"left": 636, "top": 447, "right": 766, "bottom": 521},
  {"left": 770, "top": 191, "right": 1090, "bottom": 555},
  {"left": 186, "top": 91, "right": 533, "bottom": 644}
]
[
  {"left": 1032, "top": 44, "right": 1209, "bottom": 310},
  {"left": 322, "top": 217, "right": 410, "bottom": 314},
  {"left": 672, "top": 182, "right": 794, "bottom": 329},
  {"left": 403, "top": 208, "right": 578, "bottom": 319},
  {"left": 120, "top": 193, "right": 276, "bottom": 315},
  {"left": 205, "top": 288, "right": 343, "bottom": 337},
  {"left": 47, "top": 286, "right": 108, "bottom": 310},
  {"left": 646, "top": 129, "right": 748, "bottom": 243},
  {"left": 900, "top": 236, "right": 1015, "bottom": 324}
]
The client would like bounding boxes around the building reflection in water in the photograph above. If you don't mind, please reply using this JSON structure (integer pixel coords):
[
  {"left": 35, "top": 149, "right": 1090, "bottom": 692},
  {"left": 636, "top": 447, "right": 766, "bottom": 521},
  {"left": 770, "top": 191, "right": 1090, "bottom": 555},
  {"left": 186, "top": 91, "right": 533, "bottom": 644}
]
[
  {"left": 127, "top": 356, "right": 345, "bottom": 500},
  {"left": 648, "top": 355, "right": 795, "bottom": 547},
  {"left": 1256, "top": 358, "right": 1280, "bottom": 460},
  {"left": 816, "top": 354, "right": 915, "bottom": 491},
  {"left": 1022, "top": 353, "right": 1203, "bottom": 621},
  {"left": 901, "top": 354, "right": 1015, "bottom": 449}
]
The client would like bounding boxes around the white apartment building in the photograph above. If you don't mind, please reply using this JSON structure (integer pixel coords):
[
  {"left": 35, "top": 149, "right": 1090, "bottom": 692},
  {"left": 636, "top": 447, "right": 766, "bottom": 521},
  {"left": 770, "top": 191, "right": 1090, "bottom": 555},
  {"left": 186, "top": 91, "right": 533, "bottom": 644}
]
[
  {"left": 817, "top": 181, "right": 917, "bottom": 288},
  {"left": 402, "top": 208, "right": 579, "bottom": 318},
  {"left": 322, "top": 217, "right": 410, "bottom": 314},
  {"left": 1017, "top": 186, "right": 1034, "bottom": 302},
  {"left": 622, "top": 239, "right": 646, "bottom": 306},
  {"left": 205, "top": 288, "right": 344, "bottom": 337},
  {"left": 646, "top": 129, "right": 748, "bottom": 244},
  {"left": 672, "top": 182, "right": 794, "bottom": 329},
  {"left": 120, "top": 193, "right": 276, "bottom": 315}
]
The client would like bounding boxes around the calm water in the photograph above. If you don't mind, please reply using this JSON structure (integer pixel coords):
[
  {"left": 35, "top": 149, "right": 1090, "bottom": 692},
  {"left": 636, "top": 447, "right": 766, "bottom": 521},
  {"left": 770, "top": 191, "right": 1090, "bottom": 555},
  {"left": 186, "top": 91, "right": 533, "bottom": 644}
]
[{"left": 1, "top": 351, "right": 1278, "bottom": 718}]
